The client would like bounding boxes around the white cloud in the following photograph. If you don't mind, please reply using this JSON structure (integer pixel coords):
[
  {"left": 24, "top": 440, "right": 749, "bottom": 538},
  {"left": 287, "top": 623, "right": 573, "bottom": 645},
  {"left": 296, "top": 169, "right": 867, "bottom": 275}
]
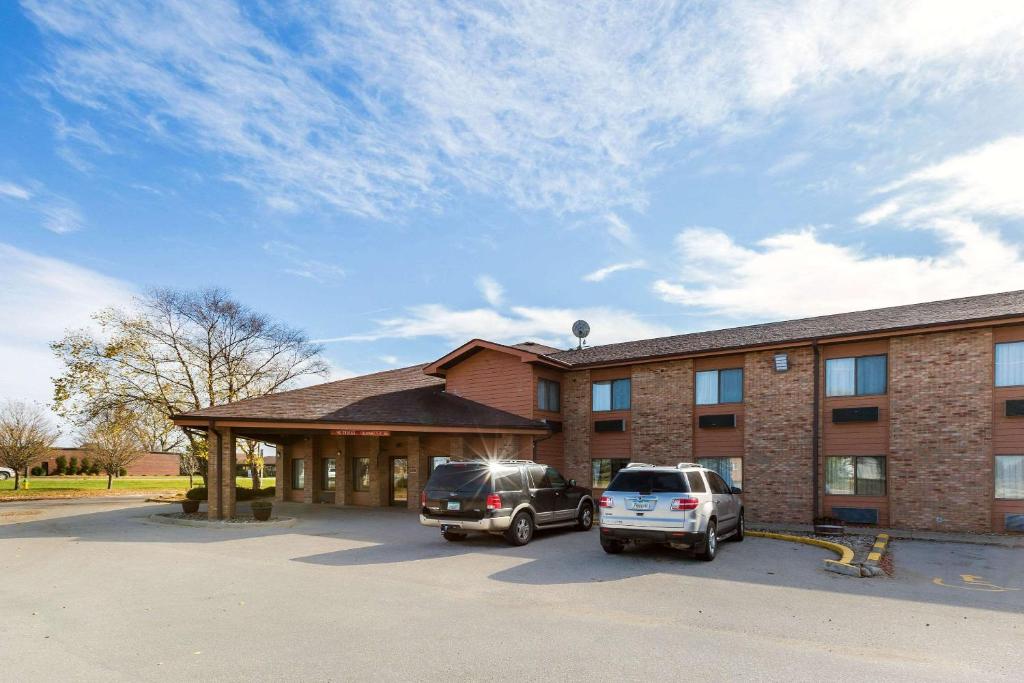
[
  {"left": 654, "top": 221, "right": 1024, "bottom": 320},
  {"left": 24, "top": 1, "right": 1024, "bottom": 217},
  {"left": 0, "top": 244, "right": 135, "bottom": 442},
  {"left": 604, "top": 213, "right": 634, "bottom": 244},
  {"left": 262, "top": 241, "right": 345, "bottom": 284},
  {"left": 0, "top": 181, "right": 32, "bottom": 200},
  {"left": 324, "top": 303, "right": 671, "bottom": 348},
  {"left": 583, "top": 260, "right": 646, "bottom": 283},
  {"left": 38, "top": 201, "right": 82, "bottom": 234},
  {"left": 767, "top": 151, "right": 811, "bottom": 176},
  {"left": 476, "top": 275, "right": 504, "bottom": 307},
  {"left": 861, "top": 136, "right": 1024, "bottom": 225}
]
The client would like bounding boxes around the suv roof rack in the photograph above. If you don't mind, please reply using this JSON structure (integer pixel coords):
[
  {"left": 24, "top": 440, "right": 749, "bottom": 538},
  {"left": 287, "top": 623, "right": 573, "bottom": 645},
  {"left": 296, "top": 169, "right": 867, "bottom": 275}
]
[
  {"left": 675, "top": 462, "right": 702, "bottom": 469},
  {"left": 624, "top": 462, "right": 654, "bottom": 468},
  {"left": 494, "top": 459, "right": 536, "bottom": 465}
]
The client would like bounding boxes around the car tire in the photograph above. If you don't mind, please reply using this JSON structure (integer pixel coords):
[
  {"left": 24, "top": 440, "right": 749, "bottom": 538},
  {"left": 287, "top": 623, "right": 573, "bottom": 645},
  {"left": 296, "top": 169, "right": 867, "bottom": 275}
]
[
  {"left": 731, "top": 511, "right": 745, "bottom": 542},
  {"left": 0, "top": 472, "right": 9, "bottom": 480},
  {"left": 698, "top": 520, "right": 718, "bottom": 561},
  {"left": 601, "top": 538, "right": 624, "bottom": 554},
  {"left": 442, "top": 530, "right": 467, "bottom": 542},
  {"left": 575, "top": 502, "right": 594, "bottom": 531},
  {"left": 504, "top": 511, "right": 534, "bottom": 546}
]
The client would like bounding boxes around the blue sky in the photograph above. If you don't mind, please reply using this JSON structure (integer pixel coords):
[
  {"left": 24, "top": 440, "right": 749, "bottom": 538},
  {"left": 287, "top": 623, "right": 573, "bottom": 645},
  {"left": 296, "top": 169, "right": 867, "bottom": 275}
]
[{"left": 3, "top": 1, "right": 1024, "bottom": 421}]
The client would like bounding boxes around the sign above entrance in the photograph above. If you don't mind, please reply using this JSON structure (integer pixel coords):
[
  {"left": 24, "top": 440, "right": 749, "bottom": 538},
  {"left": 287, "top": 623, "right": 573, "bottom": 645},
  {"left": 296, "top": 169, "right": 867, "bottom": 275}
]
[{"left": 330, "top": 429, "right": 392, "bottom": 437}]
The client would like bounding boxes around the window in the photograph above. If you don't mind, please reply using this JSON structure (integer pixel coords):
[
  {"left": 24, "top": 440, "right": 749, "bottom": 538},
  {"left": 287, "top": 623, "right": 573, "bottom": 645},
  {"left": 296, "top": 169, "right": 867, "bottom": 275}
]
[
  {"left": 527, "top": 464, "right": 548, "bottom": 488},
  {"left": 546, "top": 467, "right": 566, "bottom": 487},
  {"left": 592, "top": 378, "right": 631, "bottom": 411},
  {"left": 607, "top": 469, "right": 686, "bottom": 493},
  {"left": 707, "top": 472, "right": 731, "bottom": 494},
  {"left": 429, "top": 456, "right": 451, "bottom": 472},
  {"left": 698, "top": 457, "right": 742, "bottom": 489},
  {"left": 492, "top": 468, "right": 524, "bottom": 492},
  {"left": 825, "top": 355, "right": 887, "bottom": 397},
  {"left": 996, "top": 456, "right": 1024, "bottom": 499},
  {"left": 591, "top": 458, "right": 630, "bottom": 488},
  {"left": 825, "top": 456, "right": 886, "bottom": 496},
  {"left": 695, "top": 368, "right": 743, "bottom": 405},
  {"left": 322, "top": 458, "right": 336, "bottom": 491},
  {"left": 537, "top": 378, "right": 561, "bottom": 412},
  {"left": 353, "top": 457, "right": 370, "bottom": 492},
  {"left": 291, "top": 458, "right": 305, "bottom": 490},
  {"left": 996, "top": 342, "right": 1024, "bottom": 387},
  {"left": 686, "top": 471, "right": 707, "bottom": 493}
]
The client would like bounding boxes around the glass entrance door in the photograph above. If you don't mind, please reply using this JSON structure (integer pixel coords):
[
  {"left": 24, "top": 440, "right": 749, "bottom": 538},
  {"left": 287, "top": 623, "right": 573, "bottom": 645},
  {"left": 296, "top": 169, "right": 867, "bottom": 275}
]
[{"left": 390, "top": 457, "right": 408, "bottom": 505}]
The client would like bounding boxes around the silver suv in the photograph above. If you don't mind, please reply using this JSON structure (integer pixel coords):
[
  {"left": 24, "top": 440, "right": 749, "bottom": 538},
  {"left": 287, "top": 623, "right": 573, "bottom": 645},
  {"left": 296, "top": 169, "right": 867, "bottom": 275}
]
[{"left": 598, "top": 463, "right": 744, "bottom": 561}]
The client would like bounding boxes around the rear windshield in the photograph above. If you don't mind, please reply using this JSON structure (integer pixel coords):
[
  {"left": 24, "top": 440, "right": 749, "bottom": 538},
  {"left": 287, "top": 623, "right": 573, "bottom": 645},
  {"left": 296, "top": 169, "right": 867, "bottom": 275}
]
[
  {"left": 607, "top": 470, "right": 688, "bottom": 493},
  {"left": 425, "top": 464, "right": 522, "bottom": 492}
]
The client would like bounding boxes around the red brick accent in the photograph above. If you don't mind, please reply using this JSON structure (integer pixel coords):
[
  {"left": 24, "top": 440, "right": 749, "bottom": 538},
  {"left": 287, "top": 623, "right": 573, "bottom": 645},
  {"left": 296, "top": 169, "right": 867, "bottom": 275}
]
[
  {"left": 561, "top": 370, "right": 592, "bottom": 485},
  {"left": 889, "top": 329, "right": 993, "bottom": 531},
  {"left": 631, "top": 360, "right": 694, "bottom": 465},
  {"left": 743, "top": 347, "right": 815, "bottom": 524},
  {"left": 207, "top": 427, "right": 236, "bottom": 520}
]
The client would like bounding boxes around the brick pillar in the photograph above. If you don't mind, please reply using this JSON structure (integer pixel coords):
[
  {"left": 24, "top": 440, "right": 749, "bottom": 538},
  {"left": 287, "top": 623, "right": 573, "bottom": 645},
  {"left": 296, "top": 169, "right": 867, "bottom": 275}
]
[
  {"left": 451, "top": 435, "right": 465, "bottom": 460},
  {"left": 302, "top": 436, "right": 315, "bottom": 504},
  {"left": 368, "top": 437, "right": 383, "bottom": 506},
  {"left": 406, "top": 435, "right": 423, "bottom": 511},
  {"left": 562, "top": 370, "right": 592, "bottom": 485},
  {"left": 335, "top": 436, "right": 348, "bottom": 507},
  {"left": 207, "top": 427, "right": 236, "bottom": 520},
  {"left": 275, "top": 442, "right": 285, "bottom": 503}
]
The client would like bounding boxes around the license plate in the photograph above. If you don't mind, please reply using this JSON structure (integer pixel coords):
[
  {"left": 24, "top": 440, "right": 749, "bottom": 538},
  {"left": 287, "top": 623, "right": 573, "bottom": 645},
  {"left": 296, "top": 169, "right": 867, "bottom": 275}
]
[
  {"left": 447, "top": 500, "right": 461, "bottom": 511},
  {"left": 629, "top": 499, "right": 656, "bottom": 511}
]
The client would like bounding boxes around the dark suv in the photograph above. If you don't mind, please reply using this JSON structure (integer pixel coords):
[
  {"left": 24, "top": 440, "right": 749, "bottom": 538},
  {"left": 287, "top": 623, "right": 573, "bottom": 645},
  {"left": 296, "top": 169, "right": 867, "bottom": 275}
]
[{"left": 419, "top": 460, "right": 595, "bottom": 545}]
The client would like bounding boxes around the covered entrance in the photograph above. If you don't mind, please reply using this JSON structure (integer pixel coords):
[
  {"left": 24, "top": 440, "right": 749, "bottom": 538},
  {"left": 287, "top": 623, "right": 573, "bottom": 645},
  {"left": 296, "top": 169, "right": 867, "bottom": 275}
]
[{"left": 390, "top": 457, "right": 408, "bottom": 506}]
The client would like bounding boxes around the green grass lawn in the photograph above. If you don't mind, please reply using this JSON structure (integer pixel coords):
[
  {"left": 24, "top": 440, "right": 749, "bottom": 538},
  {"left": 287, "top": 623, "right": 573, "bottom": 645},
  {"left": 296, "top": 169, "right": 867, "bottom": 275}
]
[{"left": 0, "top": 475, "right": 257, "bottom": 495}]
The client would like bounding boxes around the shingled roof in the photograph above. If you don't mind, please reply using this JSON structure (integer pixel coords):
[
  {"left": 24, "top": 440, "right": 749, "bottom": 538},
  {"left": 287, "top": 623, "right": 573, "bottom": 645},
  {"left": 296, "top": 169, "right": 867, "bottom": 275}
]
[
  {"left": 547, "top": 290, "right": 1024, "bottom": 366},
  {"left": 176, "top": 364, "right": 547, "bottom": 430}
]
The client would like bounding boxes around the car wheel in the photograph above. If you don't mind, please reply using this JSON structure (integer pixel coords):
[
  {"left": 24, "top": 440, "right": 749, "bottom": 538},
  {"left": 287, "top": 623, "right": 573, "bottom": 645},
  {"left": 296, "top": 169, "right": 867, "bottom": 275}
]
[
  {"left": 601, "top": 537, "right": 624, "bottom": 554},
  {"left": 575, "top": 502, "right": 594, "bottom": 531},
  {"left": 504, "top": 511, "right": 534, "bottom": 546},
  {"left": 698, "top": 520, "right": 718, "bottom": 561},
  {"left": 442, "top": 530, "right": 467, "bottom": 542},
  {"left": 731, "top": 511, "right": 745, "bottom": 542},
  {"left": 0, "top": 472, "right": 9, "bottom": 480}
]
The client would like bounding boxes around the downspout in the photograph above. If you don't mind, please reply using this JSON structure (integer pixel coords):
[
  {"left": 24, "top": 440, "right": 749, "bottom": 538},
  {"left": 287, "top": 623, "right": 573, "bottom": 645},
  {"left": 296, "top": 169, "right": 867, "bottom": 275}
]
[
  {"left": 811, "top": 341, "right": 821, "bottom": 523},
  {"left": 209, "top": 420, "right": 223, "bottom": 520}
]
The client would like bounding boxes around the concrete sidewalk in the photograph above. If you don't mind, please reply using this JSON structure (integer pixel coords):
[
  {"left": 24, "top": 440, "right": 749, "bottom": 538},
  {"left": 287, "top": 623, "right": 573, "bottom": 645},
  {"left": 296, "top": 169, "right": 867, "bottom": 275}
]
[{"left": 750, "top": 522, "right": 1024, "bottom": 548}]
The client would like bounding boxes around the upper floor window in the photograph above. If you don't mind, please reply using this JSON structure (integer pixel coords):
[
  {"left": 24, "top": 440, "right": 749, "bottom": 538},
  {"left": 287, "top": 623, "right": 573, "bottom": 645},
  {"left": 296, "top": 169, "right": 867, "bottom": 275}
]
[
  {"left": 695, "top": 368, "right": 743, "bottom": 405},
  {"left": 825, "top": 354, "right": 887, "bottom": 397},
  {"left": 592, "top": 378, "right": 631, "bottom": 411},
  {"left": 996, "top": 342, "right": 1024, "bottom": 387},
  {"left": 537, "top": 378, "right": 561, "bottom": 411}
]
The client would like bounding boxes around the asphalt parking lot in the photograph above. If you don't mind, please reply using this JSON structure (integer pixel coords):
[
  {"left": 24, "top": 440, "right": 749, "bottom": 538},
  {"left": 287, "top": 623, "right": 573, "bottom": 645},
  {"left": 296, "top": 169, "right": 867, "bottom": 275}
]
[{"left": 1, "top": 499, "right": 1021, "bottom": 681}]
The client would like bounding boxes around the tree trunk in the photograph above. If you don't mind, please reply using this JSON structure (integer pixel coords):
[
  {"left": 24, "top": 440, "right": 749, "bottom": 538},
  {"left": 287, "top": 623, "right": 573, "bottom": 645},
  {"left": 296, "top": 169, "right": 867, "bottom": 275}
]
[
  {"left": 251, "top": 469, "right": 260, "bottom": 492},
  {"left": 188, "top": 472, "right": 194, "bottom": 489},
  {"left": 107, "top": 473, "right": 113, "bottom": 489},
  {"left": 13, "top": 471, "right": 20, "bottom": 491}
]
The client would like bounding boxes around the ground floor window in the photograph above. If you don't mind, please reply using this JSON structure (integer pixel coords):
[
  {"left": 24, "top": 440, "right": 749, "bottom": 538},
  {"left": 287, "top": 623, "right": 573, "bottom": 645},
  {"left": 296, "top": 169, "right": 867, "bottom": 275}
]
[
  {"left": 429, "top": 456, "right": 451, "bottom": 472},
  {"left": 592, "top": 458, "right": 630, "bottom": 488},
  {"left": 353, "top": 457, "right": 370, "bottom": 492},
  {"left": 322, "top": 458, "right": 336, "bottom": 491},
  {"left": 698, "top": 457, "right": 742, "bottom": 489},
  {"left": 825, "top": 456, "right": 886, "bottom": 496},
  {"left": 291, "top": 458, "right": 305, "bottom": 490},
  {"left": 995, "top": 455, "right": 1024, "bottom": 499}
]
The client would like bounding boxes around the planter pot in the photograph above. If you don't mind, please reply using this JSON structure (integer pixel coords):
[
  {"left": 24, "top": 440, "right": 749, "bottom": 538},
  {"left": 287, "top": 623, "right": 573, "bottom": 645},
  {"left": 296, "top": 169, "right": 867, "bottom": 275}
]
[
  {"left": 251, "top": 503, "right": 273, "bottom": 522},
  {"left": 181, "top": 499, "right": 200, "bottom": 514}
]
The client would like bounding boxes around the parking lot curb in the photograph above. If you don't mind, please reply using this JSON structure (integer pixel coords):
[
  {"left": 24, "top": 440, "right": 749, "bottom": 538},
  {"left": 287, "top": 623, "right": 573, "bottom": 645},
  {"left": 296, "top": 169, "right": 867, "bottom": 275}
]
[
  {"left": 747, "top": 530, "right": 864, "bottom": 577},
  {"left": 145, "top": 513, "right": 297, "bottom": 529},
  {"left": 859, "top": 533, "right": 889, "bottom": 577}
]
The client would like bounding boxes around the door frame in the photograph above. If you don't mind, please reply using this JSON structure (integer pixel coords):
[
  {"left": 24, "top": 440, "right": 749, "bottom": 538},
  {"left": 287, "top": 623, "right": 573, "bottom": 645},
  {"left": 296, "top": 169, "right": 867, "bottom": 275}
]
[{"left": 388, "top": 456, "right": 409, "bottom": 506}]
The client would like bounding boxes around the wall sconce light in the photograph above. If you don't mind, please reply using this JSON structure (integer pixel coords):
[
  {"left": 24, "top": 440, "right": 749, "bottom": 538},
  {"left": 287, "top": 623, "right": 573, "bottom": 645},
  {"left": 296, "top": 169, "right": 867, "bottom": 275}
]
[{"left": 774, "top": 353, "right": 789, "bottom": 372}]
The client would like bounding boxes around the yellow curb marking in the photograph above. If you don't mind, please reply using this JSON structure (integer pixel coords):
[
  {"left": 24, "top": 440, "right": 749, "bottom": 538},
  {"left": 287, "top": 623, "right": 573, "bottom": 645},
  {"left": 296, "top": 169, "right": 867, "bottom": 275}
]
[
  {"left": 867, "top": 551, "right": 882, "bottom": 562},
  {"left": 747, "top": 530, "right": 856, "bottom": 565},
  {"left": 932, "top": 574, "right": 1020, "bottom": 592}
]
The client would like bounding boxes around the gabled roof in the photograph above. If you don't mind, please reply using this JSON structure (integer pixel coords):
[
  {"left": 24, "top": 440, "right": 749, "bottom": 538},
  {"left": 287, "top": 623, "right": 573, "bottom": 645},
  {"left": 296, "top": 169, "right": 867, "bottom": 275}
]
[
  {"left": 173, "top": 364, "right": 547, "bottom": 431},
  {"left": 423, "top": 338, "right": 570, "bottom": 377},
  {"left": 549, "top": 290, "right": 1024, "bottom": 366}
]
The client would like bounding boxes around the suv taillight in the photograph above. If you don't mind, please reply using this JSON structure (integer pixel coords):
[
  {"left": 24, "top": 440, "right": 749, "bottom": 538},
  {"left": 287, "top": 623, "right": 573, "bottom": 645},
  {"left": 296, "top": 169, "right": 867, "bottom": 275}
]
[
  {"left": 420, "top": 490, "right": 427, "bottom": 507},
  {"left": 670, "top": 497, "right": 699, "bottom": 511},
  {"left": 599, "top": 495, "right": 614, "bottom": 508},
  {"left": 486, "top": 493, "right": 502, "bottom": 511}
]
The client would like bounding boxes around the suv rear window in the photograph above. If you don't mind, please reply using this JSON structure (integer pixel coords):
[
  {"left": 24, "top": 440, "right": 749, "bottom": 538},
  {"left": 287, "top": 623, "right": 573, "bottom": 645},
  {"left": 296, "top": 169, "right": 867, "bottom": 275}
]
[
  {"left": 425, "top": 464, "right": 522, "bottom": 492},
  {"left": 607, "top": 470, "right": 688, "bottom": 493}
]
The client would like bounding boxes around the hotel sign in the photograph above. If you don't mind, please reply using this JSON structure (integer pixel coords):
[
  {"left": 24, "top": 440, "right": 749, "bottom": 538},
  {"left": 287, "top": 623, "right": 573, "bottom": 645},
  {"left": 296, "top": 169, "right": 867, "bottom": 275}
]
[{"left": 330, "top": 429, "right": 391, "bottom": 437}]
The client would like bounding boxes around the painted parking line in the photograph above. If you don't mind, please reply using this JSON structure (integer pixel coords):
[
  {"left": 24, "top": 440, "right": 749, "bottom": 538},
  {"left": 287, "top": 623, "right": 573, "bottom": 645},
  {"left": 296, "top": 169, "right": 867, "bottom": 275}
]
[{"left": 932, "top": 574, "right": 1021, "bottom": 592}]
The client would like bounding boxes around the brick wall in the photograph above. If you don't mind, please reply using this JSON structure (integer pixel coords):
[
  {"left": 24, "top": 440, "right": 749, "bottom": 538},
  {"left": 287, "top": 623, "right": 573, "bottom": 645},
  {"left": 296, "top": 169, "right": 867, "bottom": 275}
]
[
  {"left": 207, "top": 427, "right": 236, "bottom": 520},
  {"left": 631, "top": 360, "right": 694, "bottom": 465},
  {"left": 889, "top": 329, "right": 993, "bottom": 531},
  {"left": 743, "top": 347, "right": 815, "bottom": 524},
  {"left": 562, "top": 370, "right": 592, "bottom": 485}
]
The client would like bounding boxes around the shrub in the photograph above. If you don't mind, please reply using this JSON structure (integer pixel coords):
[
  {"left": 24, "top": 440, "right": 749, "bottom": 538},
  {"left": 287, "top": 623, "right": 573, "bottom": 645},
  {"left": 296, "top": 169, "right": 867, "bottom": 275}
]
[
  {"left": 257, "top": 486, "right": 275, "bottom": 498},
  {"left": 79, "top": 457, "right": 90, "bottom": 474},
  {"left": 89, "top": 464, "right": 100, "bottom": 475},
  {"left": 185, "top": 487, "right": 208, "bottom": 501},
  {"left": 68, "top": 457, "right": 78, "bottom": 475},
  {"left": 118, "top": 468, "right": 127, "bottom": 477},
  {"left": 30, "top": 466, "right": 43, "bottom": 477},
  {"left": 236, "top": 487, "right": 255, "bottom": 502},
  {"left": 54, "top": 455, "right": 67, "bottom": 475}
]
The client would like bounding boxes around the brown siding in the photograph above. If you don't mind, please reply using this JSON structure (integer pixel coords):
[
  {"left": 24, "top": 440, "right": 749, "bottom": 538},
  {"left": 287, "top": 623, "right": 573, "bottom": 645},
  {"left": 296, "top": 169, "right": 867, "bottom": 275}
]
[
  {"left": 743, "top": 347, "right": 815, "bottom": 524},
  {"left": 445, "top": 349, "right": 533, "bottom": 417},
  {"left": 993, "top": 325, "right": 1024, "bottom": 530},
  {"left": 693, "top": 355, "right": 744, "bottom": 459},
  {"left": 532, "top": 366, "right": 565, "bottom": 470},
  {"left": 589, "top": 367, "right": 632, "bottom": 464},
  {"left": 889, "top": 329, "right": 993, "bottom": 532},
  {"left": 632, "top": 359, "right": 693, "bottom": 465}
]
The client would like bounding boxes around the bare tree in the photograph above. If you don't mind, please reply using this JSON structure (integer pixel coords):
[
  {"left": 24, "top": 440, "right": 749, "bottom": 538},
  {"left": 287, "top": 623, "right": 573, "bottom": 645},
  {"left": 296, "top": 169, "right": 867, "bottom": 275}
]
[
  {"left": 83, "top": 412, "right": 146, "bottom": 489},
  {"left": 180, "top": 439, "right": 207, "bottom": 489},
  {"left": 0, "top": 401, "right": 59, "bottom": 490},
  {"left": 52, "top": 287, "right": 328, "bottom": 478},
  {"left": 237, "top": 438, "right": 265, "bottom": 491}
]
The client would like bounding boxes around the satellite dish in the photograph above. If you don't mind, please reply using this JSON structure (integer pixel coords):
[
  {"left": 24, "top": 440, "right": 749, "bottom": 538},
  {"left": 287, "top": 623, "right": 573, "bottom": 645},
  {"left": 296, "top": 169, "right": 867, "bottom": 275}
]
[{"left": 572, "top": 320, "right": 590, "bottom": 349}]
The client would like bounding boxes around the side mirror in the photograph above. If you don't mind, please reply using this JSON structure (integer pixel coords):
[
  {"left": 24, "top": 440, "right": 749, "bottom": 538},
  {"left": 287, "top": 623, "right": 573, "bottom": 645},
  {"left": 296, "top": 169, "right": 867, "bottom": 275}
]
[
  {"left": 730, "top": 486, "right": 742, "bottom": 495},
  {"left": 568, "top": 479, "right": 576, "bottom": 487}
]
